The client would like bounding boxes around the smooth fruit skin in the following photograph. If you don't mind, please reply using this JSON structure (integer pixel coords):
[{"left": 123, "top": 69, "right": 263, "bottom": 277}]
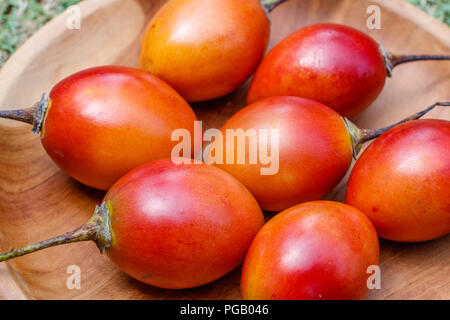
[
  {"left": 247, "top": 23, "right": 387, "bottom": 118},
  {"left": 213, "top": 96, "right": 353, "bottom": 212},
  {"left": 346, "top": 119, "right": 450, "bottom": 242},
  {"left": 139, "top": 0, "right": 270, "bottom": 102},
  {"left": 104, "top": 158, "right": 265, "bottom": 289},
  {"left": 241, "top": 201, "right": 380, "bottom": 300},
  {"left": 42, "top": 66, "right": 198, "bottom": 190}
]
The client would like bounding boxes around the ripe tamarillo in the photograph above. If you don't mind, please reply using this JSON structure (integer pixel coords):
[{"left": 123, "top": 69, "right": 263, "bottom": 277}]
[
  {"left": 346, "top": 116, "right": 450, "bottom": 242},
  {"left": 241, "top": 201, "right": 380, "bottom": 300},
  {"left": 0, "top": 159, "right": 265, "bottom": 289},
  {"left": 247, "top": 23, "right": 450, "bottom": 118},
  {"left": 0, "top": 66, "right": 198, "bottom": 190},
  {"left": 139, "top": 0, "right": 287, "bottom": 102}
]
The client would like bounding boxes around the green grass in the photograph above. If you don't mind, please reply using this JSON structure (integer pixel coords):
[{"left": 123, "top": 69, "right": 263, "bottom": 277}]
[
  {"left": 408, "top": 0, "right": 450, "bottom": 25},
  {"left": 0, "top": 0, "right": 81, "bottom": 67},
  {"left": 0, "top": 0, "right": 448, "bottom": 69}
]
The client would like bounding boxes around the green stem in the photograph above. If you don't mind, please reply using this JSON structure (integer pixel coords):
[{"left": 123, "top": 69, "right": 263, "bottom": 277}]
[
  {"left": 261, "top": 0, "right": 288, "bottom": 13},
  {"left": 0, "top": 226, "right": 96, "bottom": 262},
  {"left": 0, "top": 93, "right": 49, "bottom": 134},
  {"left": 0, "top": 202, "right": 112, "bottom": 262},
  {"left": 345, "top": 102, "right": 450, "bottom": 158}
]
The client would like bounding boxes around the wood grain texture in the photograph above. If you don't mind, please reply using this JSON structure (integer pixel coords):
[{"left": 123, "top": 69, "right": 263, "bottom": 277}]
[{"left": 0, "top": 0, "right": 449, "bottom": 300}]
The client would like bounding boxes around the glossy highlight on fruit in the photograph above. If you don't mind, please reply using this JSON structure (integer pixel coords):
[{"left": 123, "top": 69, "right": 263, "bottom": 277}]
[
  {"left": 247, "top": 23, "right": 450, "bottom": 118},
  {"left": 139, "top": 0, "right": 272, "bottom": 102},
  {"left": 0, "top": 159, "right": 265, "bottom": 289},
  {"left": 241, "top": 201, "right": 380, "bottom": 300},
  {"left": 213, "top": 96, "right": 353, "bottom": 211},
  {"left": 0, "top": 66, "right": 198, "bottom": 190},
  {"left": 346, "top": 119, "right": 450, "bottom": 242}
]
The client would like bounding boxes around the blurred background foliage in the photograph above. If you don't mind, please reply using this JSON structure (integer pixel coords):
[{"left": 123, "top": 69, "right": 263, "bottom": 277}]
[
  {"left": 409, "top": 0, "right": 449, "bottom": 25},
  {"left": 0, "top": 0, "right": 449, "bottom": 68},
  {"left": 0, "top": 0, "right": 81, "bottom": 67}
]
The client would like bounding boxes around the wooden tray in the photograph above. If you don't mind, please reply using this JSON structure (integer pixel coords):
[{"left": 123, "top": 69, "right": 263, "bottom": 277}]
[{"left": 0, "top": 0, "right": 448, "bottom": 300}]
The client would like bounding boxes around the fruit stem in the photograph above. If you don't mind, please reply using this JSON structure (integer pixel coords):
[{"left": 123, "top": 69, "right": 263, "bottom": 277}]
[
  {"left": 261, "top": 0, "right": 288, "bottom": 13},
  {"left": 345, "top": 102, "right": 450, "bottom": 158},
  {"left": 380, "top": 45, "right": 450, "bottom": 77},
  {"left": 390, "top": 53, "right": 450, "bottom": 68},
  {"left": 0, "top": 202, "right": 112, "bottom": 263},
  {"left": 0, "top": 93, "right": 49, "bottom": 134}
]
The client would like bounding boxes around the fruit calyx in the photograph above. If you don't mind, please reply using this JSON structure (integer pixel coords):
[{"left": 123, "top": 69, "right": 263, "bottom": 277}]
[
  {"left": 344, "top": 102, "right": 450, "bottom": 159},
  {"left": 0, "top": 93, "right": 49, "bottom": 135},
  {"left": 0, "top": 202, "right": 112, "bottom": 262},
  {"left": 379, "top": 44, "right": 450, "bottom": 78},
  {"left": 89, "top": 201, "right": 113, "bottom": 253}
]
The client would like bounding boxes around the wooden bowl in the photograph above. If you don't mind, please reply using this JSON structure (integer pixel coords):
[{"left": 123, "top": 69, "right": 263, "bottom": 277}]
[{"left": 0, "top": 0, "right": 449, "bottom": 300}]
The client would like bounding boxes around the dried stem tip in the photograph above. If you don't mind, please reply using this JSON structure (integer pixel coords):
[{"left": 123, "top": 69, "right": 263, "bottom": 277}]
[
  {"left": 345, "top": 102, "right": 450, "bottom": 158},
  {"left": 0, "top": 93, "right": 49, "bottom": 134}
]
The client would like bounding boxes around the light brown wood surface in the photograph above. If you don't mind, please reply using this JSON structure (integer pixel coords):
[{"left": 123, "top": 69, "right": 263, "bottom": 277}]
[{"left": 0, "top": 0, "right": 449, "bottom": 300}]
